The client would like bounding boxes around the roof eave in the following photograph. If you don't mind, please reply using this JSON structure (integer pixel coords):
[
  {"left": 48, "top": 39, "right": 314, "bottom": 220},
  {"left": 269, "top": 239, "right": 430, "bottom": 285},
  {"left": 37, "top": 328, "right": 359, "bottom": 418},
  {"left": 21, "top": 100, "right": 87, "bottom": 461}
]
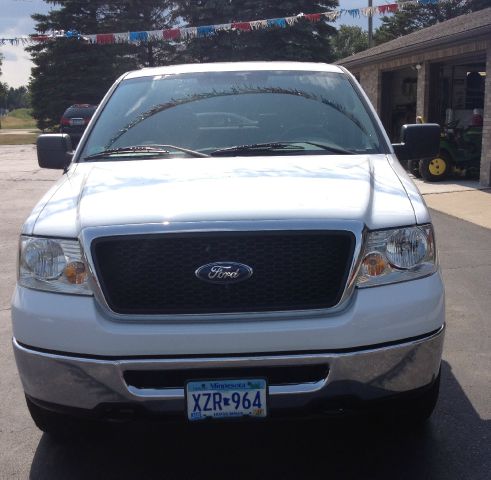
[{"left": 338, "top": 25, "right": 491, "bottom": 69}]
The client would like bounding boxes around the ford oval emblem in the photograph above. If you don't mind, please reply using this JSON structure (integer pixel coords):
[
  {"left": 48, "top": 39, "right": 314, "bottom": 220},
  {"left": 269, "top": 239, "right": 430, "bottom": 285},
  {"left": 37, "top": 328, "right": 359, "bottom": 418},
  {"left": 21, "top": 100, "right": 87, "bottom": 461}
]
[{"left": 195, "top": 262, "right": 253, "bottom": 284}]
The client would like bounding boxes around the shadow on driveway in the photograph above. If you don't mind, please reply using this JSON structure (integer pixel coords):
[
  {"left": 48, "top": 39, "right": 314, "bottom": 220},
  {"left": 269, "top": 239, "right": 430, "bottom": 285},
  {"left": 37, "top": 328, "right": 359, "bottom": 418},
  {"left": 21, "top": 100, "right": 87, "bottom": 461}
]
[{"left": 29, "top": 361, "right": 489, "bottom": 480}]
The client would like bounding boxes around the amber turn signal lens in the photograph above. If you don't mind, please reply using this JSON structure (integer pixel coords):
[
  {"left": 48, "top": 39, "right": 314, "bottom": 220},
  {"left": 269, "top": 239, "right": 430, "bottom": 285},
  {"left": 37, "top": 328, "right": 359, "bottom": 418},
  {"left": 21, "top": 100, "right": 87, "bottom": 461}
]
[
  {"left": 362, "top": 252, "right": 387, "bottom": 277},
  {"left": 64, "top": 261, "right": 87, "bottom": 284}
]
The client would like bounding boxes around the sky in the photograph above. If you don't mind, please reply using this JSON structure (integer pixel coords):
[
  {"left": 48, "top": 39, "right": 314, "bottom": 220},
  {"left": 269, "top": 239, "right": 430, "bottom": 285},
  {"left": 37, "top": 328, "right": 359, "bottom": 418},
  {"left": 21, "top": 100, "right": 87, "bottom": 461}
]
[{"left": 0, "top": 0, "right": 381, "bottom": 88}]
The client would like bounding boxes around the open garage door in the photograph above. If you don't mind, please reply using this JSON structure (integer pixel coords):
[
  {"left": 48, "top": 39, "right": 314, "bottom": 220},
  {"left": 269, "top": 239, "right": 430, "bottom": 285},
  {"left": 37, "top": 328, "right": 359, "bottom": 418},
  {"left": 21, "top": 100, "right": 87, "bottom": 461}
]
[{"left": 427, "top": 57, "right": 486, "bottom": 180}]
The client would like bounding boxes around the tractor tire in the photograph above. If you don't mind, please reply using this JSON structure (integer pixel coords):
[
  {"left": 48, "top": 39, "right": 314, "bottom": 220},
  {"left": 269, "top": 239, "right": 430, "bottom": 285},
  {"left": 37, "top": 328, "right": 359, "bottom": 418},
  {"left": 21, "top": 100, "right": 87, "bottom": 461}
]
[
  {"left": 419, "top": 152, "right": 451, "bottom": 182},
  {"left": 407, "top": 159, "right": 422, "bottom": 178}
]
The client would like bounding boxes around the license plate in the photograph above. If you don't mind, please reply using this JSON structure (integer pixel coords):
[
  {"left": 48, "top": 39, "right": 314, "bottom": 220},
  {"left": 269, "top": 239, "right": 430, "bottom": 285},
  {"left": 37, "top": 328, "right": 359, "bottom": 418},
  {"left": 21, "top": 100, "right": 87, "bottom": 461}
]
[
  {"left": 186, "top": 379, "right": 267, "bottom": 421},
  {"left": 69, "top": 118, "right": 84, "bottom": 126}
]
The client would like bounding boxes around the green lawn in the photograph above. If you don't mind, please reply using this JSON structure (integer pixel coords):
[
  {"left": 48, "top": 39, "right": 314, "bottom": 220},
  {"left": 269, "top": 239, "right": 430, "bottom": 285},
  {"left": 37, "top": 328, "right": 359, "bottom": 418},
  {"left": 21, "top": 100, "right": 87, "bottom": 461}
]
[
  {"left": 0, "top": 109, "right": 38, "bottom": 129},
  {"left": 0, "top": 133, "right": 38, "bottom": 145}
]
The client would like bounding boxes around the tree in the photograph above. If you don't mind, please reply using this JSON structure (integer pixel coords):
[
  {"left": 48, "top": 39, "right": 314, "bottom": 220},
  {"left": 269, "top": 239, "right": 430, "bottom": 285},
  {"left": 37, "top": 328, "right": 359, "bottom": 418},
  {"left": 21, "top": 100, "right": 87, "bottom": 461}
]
[
  {"left": 0, "top": 54, "right": 5, "bottom": 113},
  {"left": 102, "top": 1, "right": 177, "bottom": 67},
  {"left": 0, "top": 54, "right": 6, "bottom": 116},
  {"left": 5, "top": 86, "right": 30, "bottom": 110},
  {"left": 375, "top": 0, "right": 490, "bottom": 44},
  {"left": 169, "top": 0, "right": 338, "bottom": 64},
  {"left": 331, "top": 25, "right": 368, "bottom": 61},
  {"left": 28, "top": 0, "right": 174, "bottom": 130},
  {"left": 0, "top": 82, "right": 7, "bottom": 115}
]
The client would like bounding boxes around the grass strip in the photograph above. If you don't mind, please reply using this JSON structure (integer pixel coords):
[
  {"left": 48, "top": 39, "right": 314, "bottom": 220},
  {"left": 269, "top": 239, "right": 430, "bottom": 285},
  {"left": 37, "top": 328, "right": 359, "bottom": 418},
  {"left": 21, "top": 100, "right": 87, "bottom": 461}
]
[{"left": 0, "top": 134, "right": 38, "bottom": 145}]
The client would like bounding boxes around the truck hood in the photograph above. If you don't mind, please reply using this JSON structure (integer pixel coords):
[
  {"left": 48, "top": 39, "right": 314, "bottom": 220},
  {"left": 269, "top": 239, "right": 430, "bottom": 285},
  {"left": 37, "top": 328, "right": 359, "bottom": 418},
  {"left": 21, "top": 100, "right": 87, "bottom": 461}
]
[{"left": 25, "top": 154, "right": 420, "bottom": 238}]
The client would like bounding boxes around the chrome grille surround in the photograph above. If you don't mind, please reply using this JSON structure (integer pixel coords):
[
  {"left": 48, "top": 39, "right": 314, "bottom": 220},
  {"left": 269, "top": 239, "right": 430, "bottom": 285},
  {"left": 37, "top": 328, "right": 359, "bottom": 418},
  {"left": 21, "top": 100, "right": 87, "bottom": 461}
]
[{"left": 80, "top": 220, "right": 366, "bottom": 322}]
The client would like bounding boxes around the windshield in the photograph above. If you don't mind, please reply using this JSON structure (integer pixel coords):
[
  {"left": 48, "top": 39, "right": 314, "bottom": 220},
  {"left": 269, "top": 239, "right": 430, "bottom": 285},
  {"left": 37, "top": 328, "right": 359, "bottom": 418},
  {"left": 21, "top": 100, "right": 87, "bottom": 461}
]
[{"left": 79, "top": 70, "right": 384, "bottom": 160}]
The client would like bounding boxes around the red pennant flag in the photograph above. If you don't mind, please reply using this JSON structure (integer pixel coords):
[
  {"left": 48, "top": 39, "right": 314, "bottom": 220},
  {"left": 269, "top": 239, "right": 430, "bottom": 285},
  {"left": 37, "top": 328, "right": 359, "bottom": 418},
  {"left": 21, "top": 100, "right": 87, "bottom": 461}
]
[
  {"left": 232, "top": 22, "right": 252, "bottom": 31},
  {"left": 304, "top": 13, "right": 322, "bottom": 22},
  {"left": 163, "top": 28, "right": 181, "bottom": 40},
  {"left": 96, "top": 33, "right": 115, "bottom": 44},
  {"left": 31, "top": 35, "right": 49, "bottom": 42}
]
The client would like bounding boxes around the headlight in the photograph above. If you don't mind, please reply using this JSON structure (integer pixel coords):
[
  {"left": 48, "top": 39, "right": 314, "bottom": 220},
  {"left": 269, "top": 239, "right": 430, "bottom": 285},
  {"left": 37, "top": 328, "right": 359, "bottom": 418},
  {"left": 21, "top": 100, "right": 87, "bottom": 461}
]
[
  {"left": 356, "top": 225, "right": 437, "bottom": 287},
  {"left": 19, "top": 236, "right": 92, "bottom": 295}
]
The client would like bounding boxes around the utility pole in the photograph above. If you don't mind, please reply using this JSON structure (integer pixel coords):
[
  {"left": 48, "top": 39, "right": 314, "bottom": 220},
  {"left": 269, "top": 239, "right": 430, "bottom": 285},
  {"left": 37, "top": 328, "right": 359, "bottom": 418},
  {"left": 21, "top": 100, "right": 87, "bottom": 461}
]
[{"left": 368, "top": 0, "right": 373, "bottom": 48}]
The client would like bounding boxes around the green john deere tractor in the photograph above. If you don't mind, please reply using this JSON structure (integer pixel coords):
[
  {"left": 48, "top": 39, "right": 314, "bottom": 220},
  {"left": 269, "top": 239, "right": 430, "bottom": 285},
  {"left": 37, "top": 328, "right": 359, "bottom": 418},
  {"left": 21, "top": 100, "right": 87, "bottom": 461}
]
[{"left": 407, "top": 121, "right": 482, "bottom": 182}]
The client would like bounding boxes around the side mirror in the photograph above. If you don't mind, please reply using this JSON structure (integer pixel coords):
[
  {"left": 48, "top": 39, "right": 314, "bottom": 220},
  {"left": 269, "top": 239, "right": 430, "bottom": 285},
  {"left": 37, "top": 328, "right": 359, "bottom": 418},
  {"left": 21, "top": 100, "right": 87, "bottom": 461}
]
[
  {"left": 37, "top": 134, "right": 73, "bottom": 170},
  {"left": 392, "top": 124, "right": 440, "bottom": 163}
]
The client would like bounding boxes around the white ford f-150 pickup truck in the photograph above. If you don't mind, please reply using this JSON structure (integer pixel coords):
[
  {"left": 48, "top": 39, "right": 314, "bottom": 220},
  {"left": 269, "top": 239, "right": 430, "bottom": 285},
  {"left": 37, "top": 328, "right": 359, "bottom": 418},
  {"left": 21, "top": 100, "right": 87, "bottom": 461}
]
[{"left": 12, "top": 62, "right": 444, "bottom": 434}]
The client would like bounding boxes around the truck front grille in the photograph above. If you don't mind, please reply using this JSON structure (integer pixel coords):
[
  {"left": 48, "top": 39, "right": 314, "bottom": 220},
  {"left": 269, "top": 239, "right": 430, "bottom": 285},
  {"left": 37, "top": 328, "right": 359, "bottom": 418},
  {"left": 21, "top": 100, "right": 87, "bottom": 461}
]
[{"left": 91, "top": 231, "right": 355, "bottom": 315}]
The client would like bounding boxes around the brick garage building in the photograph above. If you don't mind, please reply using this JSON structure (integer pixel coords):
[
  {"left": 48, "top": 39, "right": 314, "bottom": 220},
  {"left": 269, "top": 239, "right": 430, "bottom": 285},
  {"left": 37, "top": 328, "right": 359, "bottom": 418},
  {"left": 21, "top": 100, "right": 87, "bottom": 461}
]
[{"left": 338, "top": 7, "right": 491, "bottom": 187}]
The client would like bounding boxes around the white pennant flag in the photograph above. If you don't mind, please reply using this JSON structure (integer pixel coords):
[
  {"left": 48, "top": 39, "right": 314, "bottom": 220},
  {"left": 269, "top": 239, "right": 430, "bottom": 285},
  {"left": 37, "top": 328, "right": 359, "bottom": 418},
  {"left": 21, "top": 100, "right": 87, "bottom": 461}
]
[{"left": 250, "top": 20, "right": 268, "bottom": 30}]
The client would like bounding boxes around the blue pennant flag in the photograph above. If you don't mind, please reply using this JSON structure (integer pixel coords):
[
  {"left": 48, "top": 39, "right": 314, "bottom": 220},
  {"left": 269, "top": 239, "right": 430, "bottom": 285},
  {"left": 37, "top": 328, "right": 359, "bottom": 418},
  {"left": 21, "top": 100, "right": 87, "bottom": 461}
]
[
  {"left": 129, "top": 31, "right": 148, "bottom": 42},
  {"left": 347, "top": 9, "right": 360, "bottom": 18},
  {"left": 197, "top": 25, "right": 215, "bottom": 37},
  {"left": 65, "top": 30, "right": 80, "bottom": 39},
  {"left": 267, "top": 18, "right": 287, "bottom": 28}
]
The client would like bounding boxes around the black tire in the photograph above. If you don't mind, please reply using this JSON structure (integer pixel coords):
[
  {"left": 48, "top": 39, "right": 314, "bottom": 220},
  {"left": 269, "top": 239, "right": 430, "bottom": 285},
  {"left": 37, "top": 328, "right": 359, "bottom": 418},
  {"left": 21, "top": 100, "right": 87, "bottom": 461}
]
[
  {"left": 407, "top": 159, "right": 422, "bottom": 178},
  {"left": 26, "top": 396, "right": 99, "bottom": 439},
  {"left": 387, "top": 371, "right": 440, "bottom": 426},
  {"left": 419, "top": 152, "right": 451, "bottom": 182}
]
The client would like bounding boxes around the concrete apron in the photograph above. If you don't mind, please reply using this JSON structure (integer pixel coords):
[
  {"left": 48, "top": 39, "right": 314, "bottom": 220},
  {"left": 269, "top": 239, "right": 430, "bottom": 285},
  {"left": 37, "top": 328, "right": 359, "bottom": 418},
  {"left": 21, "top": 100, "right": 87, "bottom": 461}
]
[{"left": 411, "top": 177, "right": 491, "bottom": 229}]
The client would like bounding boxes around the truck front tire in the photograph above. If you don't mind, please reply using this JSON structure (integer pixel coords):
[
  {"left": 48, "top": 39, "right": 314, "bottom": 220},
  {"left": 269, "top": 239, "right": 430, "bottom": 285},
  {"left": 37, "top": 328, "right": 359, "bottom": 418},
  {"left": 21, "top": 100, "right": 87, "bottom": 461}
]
[
  {"left": 26, "top": 396, "right": 96, "bottom": 439},
  {"left": 387, "top": 369, "right": 440, "bottom": 426}
]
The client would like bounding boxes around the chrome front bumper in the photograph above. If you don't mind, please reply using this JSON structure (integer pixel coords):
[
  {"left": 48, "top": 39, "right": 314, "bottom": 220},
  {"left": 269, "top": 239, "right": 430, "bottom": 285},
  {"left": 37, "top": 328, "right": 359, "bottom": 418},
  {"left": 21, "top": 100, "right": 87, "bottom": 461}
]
[{"left": 13, "top": 326, "right": 444, "bottom": 415}]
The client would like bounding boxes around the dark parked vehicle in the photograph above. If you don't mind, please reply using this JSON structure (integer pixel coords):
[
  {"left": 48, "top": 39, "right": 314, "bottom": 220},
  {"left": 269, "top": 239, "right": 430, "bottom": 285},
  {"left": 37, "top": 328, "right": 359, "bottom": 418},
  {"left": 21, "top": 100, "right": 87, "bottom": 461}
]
[{"left": 60, "top": 104, "right": 97, "bottom": 145}]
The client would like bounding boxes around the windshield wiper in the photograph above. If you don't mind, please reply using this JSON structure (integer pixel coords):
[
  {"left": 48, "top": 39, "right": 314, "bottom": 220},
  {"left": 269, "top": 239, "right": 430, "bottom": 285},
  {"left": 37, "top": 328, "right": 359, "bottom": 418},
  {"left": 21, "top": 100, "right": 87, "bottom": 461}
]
[
  {"left": 83, "top": 144, "right": 208, "bottom": 161},
  {"left": 210, "top": 142, "right": 303, "bottom": 157},
  {"left": 210, "top": 141, "right": 353, "bottom": 157},
  {"left": 293, "top": 141, "right": 356, "bottom": 154}
]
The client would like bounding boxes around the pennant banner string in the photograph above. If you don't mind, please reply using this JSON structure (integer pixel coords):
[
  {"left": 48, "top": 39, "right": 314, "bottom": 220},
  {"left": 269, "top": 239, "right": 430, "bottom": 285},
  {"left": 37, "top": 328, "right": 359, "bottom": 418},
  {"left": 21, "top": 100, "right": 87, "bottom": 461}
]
[{"left": 0, "top": 0, "right": 445, "bottom": 46}]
